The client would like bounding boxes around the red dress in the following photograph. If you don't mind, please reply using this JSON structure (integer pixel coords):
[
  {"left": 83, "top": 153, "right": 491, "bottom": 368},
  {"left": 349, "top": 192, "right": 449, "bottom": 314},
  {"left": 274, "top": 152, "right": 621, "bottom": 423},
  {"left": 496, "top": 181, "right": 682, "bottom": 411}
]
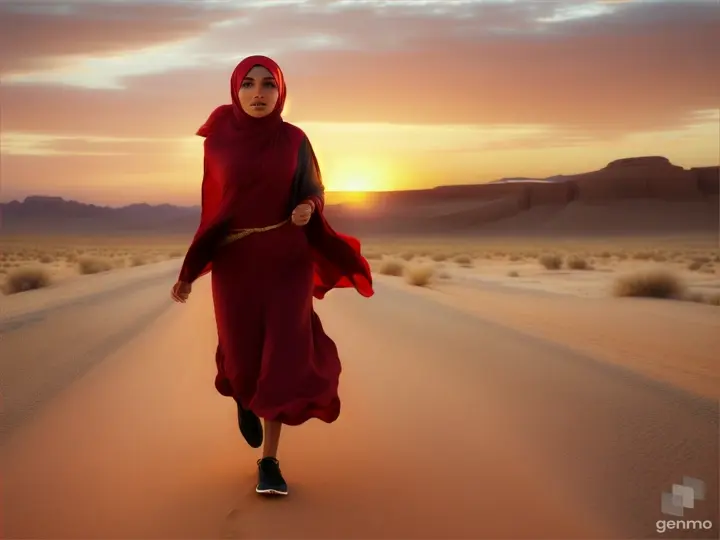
[{"left": 178, "top": 122, "right": 373, "bottom": 426}]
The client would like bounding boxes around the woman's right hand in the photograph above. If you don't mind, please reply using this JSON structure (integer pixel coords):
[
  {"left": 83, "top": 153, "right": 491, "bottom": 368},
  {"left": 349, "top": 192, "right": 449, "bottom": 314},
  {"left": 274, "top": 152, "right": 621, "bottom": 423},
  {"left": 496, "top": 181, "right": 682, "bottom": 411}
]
[{"left": 171, "top": 280, "right": 192, "bottom": 303}]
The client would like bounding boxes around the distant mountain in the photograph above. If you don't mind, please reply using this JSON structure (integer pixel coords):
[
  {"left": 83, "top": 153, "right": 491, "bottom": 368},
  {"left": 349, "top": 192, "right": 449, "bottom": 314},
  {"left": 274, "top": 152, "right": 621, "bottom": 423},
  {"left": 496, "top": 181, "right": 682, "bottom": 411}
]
[
  {"left": 0, "top": 196, "right": 201, "bottom": 235},
  {"left": 1, "top": 157, "right": 717, "bottom": 237}
]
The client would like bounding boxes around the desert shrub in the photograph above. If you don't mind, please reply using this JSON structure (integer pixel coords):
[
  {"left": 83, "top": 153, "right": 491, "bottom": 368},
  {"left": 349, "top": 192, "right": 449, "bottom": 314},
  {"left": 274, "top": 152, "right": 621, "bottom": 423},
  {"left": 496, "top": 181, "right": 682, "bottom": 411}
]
[
  {"left": 453, "top": 254, "right": 473, "bottom": 267},
  {"left": 378, "top": 257, "right": 405, "bottom": 276},
  {"left": 130, "top": 255, "right": 148, "bottom": 267},
  {"left": 77, "top": 256, "right": 113, "bottom": 275},
  {"left": 539, "top": 253, "right": 563, "bottom": 270},
  {"left": 687, "top": 261, "right": 703, "bottom": 271},
  {"left": 399, "top": 251, "right": 415, "bottom": 261},
  {"left": 507, "top": 270, "right": 519, "bottom": 277},
  {"left": 3, "top": 267, "right": 52, "bottom": 294},
  {"left": 612, "top": 269, "right": 685, "bottom": 299},
  {"left": 685, "top": 291, "right": 720, "bottom": 306},
  {"left": 362, "top": 251, "right": 382, "bottom": 260},
  {"left": 404, "top": 264, "right": 434, "bottom": 287},
  {"left": 567, "top": 255, "right": 592, "bottom": 270},
  {"left": 38, "top": 254, "right": 54, "bottom": 264},
  {"left": 431, "top": 253, "right": 448, "bottom": 262}
]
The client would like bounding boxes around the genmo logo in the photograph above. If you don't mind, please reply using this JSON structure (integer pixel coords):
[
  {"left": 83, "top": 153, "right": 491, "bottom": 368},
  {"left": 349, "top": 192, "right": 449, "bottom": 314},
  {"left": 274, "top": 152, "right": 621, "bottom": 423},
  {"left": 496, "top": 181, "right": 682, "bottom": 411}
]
[
  {"left": 656, "top": 519, "right": 713, "bottom": 534},
  {"left": 656, "top": 475, "right": 714, "bottom": 534}
]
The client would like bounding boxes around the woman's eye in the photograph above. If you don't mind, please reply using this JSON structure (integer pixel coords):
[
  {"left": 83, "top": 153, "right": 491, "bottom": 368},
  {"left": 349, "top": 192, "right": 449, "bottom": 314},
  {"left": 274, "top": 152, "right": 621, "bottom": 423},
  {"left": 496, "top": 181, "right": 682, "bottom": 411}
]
[
  {"left": 241, "top": 82, "right": 253, "bottom": 88},
  {"left": 264, "top": 82, "right": 276, "bottom": 88}
]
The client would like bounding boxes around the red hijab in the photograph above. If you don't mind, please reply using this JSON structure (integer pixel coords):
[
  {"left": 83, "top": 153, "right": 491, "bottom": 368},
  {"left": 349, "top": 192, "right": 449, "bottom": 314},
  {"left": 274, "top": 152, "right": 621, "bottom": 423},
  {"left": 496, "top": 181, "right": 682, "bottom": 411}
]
[
  {"left": 197, "top": 55, "right": 286, "bottom": 144},
  {"left": 179, "top": 56, "right": 374, "bottom": 300}
]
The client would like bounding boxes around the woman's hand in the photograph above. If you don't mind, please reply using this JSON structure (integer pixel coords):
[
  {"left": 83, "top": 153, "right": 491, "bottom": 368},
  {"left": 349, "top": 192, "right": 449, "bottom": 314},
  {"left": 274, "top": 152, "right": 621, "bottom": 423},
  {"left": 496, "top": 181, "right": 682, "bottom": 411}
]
[
  {"left": 171, "top": 280, "right": 192, "bottom": 303},
  {"left": 291, "top": 201, "right": 314, "bottom": 226}
]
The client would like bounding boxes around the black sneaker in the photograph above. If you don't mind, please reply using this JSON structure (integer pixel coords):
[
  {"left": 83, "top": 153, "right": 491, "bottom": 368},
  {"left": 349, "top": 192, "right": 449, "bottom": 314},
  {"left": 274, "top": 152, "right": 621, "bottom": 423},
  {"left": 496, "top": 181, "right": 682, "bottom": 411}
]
[
  {"left": 256, "top": 457, "right": 288, "bottom": 496},
  {"left": 236, "top": 400, "right": 263, "bottom": 448}
]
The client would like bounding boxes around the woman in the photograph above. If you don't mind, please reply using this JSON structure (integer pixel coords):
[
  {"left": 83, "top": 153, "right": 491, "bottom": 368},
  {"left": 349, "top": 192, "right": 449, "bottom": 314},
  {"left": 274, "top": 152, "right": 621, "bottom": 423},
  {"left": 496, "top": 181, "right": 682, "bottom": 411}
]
[{"left": 170, "top": 55, "right": 374, "bottom": 496}]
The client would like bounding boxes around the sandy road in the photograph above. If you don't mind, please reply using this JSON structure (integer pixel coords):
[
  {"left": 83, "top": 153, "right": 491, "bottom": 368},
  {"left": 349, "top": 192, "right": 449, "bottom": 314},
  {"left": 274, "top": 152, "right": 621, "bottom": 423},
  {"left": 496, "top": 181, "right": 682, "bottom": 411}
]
[{"left": 0, "top": 267, "right": 717, "bottom": 539}]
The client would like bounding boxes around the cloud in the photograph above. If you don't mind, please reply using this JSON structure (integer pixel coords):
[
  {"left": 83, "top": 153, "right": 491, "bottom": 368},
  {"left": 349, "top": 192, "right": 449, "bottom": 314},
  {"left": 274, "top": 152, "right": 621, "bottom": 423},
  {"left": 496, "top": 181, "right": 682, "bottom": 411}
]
[
  {"left": 0, "top": 0, "right": 237, "bottom": 76},
  {"left": 1, "top": 0, "right": 718, "bottom": 138}
]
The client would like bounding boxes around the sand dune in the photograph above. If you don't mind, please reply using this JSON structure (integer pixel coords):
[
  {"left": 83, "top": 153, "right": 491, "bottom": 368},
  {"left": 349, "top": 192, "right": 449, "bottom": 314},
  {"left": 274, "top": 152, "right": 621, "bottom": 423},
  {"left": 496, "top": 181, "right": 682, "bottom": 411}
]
[{"left": 1, "top": 260, "right": 718, "bottom": 539}]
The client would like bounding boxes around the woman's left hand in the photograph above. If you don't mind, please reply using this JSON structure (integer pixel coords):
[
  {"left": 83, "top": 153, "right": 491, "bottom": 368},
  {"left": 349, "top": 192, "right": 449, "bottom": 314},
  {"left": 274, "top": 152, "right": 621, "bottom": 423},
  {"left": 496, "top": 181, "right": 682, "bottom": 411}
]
[
  {"left": 291, "top": 202, "right": 313, "bottom": 226},
  {"left": 171, "top": 280, "right": 192, "bottom": 303}
]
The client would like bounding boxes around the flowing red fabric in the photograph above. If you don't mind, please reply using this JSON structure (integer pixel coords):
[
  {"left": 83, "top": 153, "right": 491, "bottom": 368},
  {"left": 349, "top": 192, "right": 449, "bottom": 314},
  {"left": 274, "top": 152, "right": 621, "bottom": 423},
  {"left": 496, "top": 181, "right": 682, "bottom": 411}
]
[{"left": 178, "top": 56, "right": 373, "bottom": 425}]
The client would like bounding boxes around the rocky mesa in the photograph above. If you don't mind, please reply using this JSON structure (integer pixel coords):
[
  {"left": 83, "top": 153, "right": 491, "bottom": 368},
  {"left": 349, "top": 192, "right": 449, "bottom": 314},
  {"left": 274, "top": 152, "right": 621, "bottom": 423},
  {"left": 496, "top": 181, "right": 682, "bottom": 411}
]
[{"left": 324, "top": 156, "right": 719, "bottom": 236}]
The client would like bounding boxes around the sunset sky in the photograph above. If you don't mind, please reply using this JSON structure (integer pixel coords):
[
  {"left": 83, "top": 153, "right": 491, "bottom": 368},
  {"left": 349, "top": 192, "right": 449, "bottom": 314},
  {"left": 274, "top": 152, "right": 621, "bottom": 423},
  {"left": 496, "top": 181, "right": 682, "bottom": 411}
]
[{"left": 1, "top": 0, "right": 718, "bottom": 207}]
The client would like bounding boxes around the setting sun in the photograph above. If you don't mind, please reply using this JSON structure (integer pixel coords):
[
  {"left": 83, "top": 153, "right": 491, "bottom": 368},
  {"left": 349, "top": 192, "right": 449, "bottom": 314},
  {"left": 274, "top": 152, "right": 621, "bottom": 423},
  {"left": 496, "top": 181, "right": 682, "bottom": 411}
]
[
  {"left": 323, "top": 156, "right": 393, "bottom": 193},
  {"left": 333, "top": 174, "right": 373, "bottom": 192}
]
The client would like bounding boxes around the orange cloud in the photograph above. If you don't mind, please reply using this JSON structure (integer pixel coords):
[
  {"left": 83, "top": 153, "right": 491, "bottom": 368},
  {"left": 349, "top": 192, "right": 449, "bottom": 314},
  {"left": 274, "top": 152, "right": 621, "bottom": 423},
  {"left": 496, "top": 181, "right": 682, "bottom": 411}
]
[{"left": 0, "top": 0, "right": 237, "bottom": 76}]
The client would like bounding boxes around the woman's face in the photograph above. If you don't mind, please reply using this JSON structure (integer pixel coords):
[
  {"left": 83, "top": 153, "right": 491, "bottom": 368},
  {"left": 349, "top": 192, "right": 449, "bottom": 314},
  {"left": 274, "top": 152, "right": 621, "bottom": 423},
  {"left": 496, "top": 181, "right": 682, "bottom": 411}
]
[{"left": 238, "top": 65, "right": 279, "bottom": 118}]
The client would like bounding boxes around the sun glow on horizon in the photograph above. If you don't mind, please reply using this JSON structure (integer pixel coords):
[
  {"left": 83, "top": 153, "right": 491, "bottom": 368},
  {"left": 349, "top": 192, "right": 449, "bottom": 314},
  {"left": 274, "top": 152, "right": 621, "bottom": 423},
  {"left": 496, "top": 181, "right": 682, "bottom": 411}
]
[
  {"left": 322, "top": 155, "right": 396, "bottom": 193},
  {"left": 326, "top": 190, "right": 385, "bottom": 207}
]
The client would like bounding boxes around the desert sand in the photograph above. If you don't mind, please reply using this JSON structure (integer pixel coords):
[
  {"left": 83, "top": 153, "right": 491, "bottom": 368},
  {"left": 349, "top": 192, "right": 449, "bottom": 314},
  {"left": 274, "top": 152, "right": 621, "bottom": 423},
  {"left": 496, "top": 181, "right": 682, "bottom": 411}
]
[{"left": 1, "top": 235, "right": 718, "bottom": 539}]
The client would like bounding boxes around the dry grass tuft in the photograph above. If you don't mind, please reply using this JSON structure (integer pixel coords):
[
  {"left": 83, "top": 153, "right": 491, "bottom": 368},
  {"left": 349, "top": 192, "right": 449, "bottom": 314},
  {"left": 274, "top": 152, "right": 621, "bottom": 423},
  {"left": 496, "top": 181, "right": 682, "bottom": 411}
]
[
  {"left": 3, "top": 266, "right": 52, "bottom": 294},
  {"left": 612, "top": 269, "right": 685, "bottom": 299},
  {"left": 539, "top": 253, "right": 563, "bottom": 270},
  {"left": 404, "top": 264, "right": 435, "bottom": 287},
  {"left": 77, "top": 256, "right": 113, "bottom": 275},
  {"left": 378, "top": 257, "right": 405, "bottom": 276}
]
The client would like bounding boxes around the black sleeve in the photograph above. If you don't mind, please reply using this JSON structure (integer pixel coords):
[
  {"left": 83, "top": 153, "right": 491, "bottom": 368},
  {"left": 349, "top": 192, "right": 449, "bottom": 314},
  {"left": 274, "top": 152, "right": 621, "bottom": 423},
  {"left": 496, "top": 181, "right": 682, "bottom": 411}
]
[{"left": 289, "top": 136, "right": 325, "bottom": 212}]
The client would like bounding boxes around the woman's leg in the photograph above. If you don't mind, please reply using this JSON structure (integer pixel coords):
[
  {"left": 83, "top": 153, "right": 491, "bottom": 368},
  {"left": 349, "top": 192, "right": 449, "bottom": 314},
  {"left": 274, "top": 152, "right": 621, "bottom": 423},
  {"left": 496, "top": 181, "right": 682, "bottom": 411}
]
[
  {"left": 262, "top": 420, "right": 282, "bottom": 458},
  {"left": 256, "top": 419, "right": 288, "bottom": 495}
]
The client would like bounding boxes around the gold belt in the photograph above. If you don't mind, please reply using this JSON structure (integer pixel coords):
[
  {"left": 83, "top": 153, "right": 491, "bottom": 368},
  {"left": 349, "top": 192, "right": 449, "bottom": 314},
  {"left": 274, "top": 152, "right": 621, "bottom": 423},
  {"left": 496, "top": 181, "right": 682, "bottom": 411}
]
[{"left": 221, "top": 218, "right": 289, "bottom": 246}]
